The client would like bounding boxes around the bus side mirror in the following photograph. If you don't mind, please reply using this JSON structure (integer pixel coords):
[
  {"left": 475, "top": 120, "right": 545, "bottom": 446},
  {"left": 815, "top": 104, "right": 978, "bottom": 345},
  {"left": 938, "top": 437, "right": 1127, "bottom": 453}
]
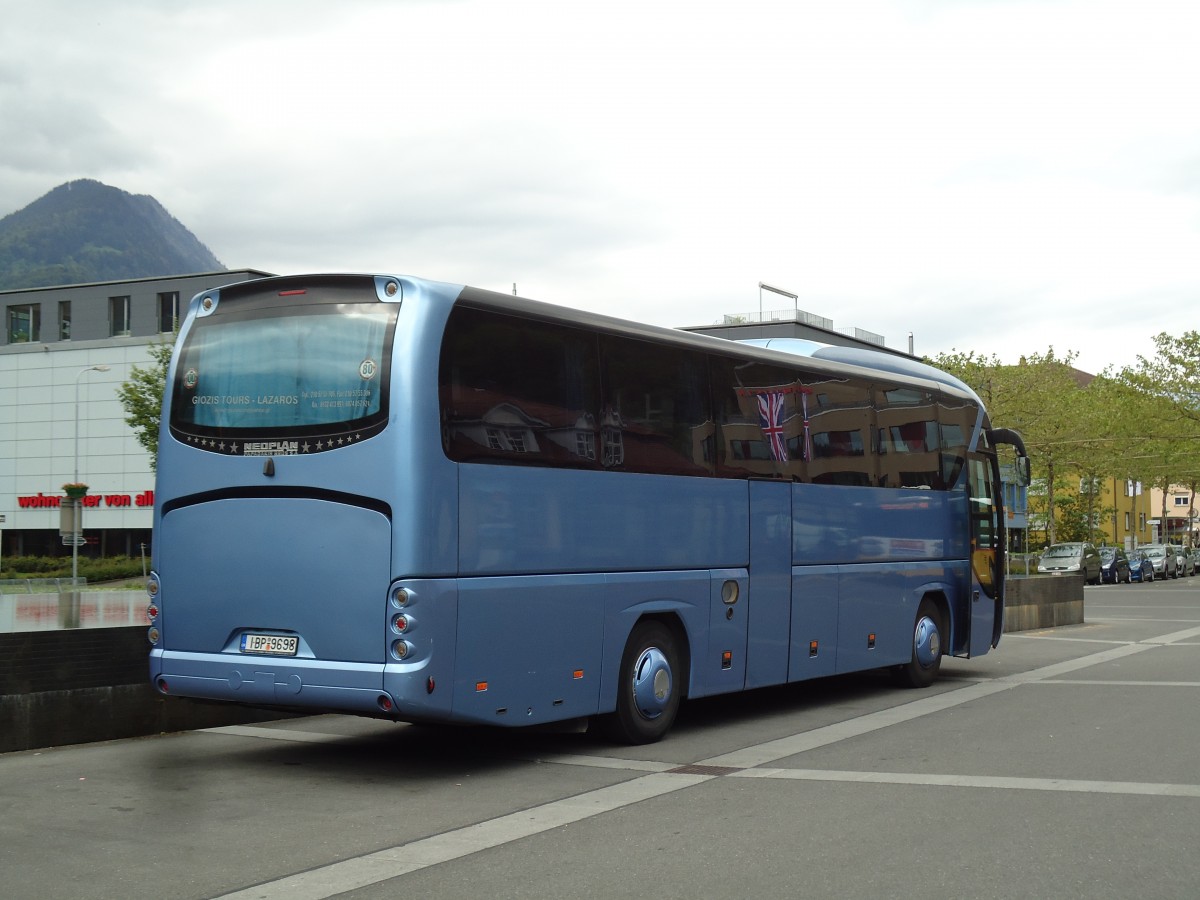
[{"left": 1014, "top": 456, "right": 1031, "bottom": 486}]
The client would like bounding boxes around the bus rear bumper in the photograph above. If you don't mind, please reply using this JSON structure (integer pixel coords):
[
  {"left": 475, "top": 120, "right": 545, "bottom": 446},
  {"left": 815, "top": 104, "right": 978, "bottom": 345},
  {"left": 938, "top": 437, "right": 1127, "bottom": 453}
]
[{"left": 150, "top": 649, "right": 387, "bottom": 715}]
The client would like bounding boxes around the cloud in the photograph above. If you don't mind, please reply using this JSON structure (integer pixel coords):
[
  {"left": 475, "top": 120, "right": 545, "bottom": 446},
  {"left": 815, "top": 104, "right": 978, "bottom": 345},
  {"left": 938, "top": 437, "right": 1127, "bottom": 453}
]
[{"left": 2, "top": 0, "right": 1199, "bottom": 377}]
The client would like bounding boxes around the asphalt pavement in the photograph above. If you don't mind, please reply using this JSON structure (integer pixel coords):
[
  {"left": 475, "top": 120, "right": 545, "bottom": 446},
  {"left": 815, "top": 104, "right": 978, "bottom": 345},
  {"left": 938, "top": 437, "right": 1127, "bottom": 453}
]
[{"left": 2, "top": 577, "right": 1198, "bottom": 900}]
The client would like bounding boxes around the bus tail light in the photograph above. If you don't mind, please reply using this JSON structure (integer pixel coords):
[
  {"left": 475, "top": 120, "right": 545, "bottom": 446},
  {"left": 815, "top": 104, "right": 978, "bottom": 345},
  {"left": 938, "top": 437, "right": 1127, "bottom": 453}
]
[
  {"left": 392, "top": 613, "right": 409, "bottom": 633},
  {"left": 147, "top": 627, "right": 160, "bottom": 645},
  {"left": 392, "top": 640, "right": 410, "bottom": 660}
]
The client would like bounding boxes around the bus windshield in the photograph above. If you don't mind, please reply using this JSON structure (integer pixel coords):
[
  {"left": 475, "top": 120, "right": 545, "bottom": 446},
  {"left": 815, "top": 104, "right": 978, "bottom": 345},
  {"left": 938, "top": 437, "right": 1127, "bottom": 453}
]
[{"left": 169, "top": 303, "right": 395, "bottom": 452}]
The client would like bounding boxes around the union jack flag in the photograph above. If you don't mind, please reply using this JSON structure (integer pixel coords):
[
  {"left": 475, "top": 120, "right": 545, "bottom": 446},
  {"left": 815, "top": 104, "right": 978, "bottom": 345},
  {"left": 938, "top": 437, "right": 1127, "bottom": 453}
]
[
  {"left": 799, "top": 389, "right": 813, "bottom": 461},
  {"left": 755, "top": 391, "right": 789, "bottom": 462}
]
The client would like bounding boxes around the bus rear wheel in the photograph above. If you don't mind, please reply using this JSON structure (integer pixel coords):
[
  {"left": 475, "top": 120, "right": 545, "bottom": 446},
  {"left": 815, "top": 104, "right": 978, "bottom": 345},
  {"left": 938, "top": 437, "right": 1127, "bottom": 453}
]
[
  {"left": 598, "top": 620, "right": 682, "bottom": 745},
  {"left": 894, "top": 598, "right": 944, "bottom": 689}
]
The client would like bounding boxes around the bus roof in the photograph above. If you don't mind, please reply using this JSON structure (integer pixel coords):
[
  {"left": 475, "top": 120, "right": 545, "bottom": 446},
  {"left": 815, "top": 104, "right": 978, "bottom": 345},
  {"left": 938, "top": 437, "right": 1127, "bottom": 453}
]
[
  {"left": 206, "top": 273, "right": 981, "bottom": 405},
  {"left": 738, "top": 338, "right": 982, "bottom": 403},
  {"left": 454, "top": 283, "right": 981, "bottom": 404}
]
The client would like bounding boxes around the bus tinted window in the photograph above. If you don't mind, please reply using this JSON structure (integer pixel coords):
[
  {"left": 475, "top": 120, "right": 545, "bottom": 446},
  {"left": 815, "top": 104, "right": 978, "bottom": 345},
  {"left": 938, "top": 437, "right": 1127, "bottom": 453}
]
[
  {"left": 441, "top": 306, "right": 601, "bottom": 468},
  {"left": 170, "top": 303, "right": 394, "bottom": 451},
  {"left": 805, "top": 374, "right": 875, "bottom": 486},
  {"left": 710, "top": 356, "right": 811, "bottom": 480},
  {"left": 599, "top": 335, "right": 714, "bottom": 476},
  {"left": 440, "top": 302, "right": 971, "bottom": 492},
  {"left": 877, "top": 385, "right": 942, "bottom": 488},
  {"left": 938, "top": 396, "right": 976, "bottom": 488}
]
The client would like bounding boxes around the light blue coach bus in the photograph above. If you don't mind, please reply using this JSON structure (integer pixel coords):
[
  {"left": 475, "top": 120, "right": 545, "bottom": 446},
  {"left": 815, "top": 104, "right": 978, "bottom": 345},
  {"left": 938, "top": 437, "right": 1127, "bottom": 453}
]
[{"left": 147, "top": 273, "right": 1028, "bottom": 743}]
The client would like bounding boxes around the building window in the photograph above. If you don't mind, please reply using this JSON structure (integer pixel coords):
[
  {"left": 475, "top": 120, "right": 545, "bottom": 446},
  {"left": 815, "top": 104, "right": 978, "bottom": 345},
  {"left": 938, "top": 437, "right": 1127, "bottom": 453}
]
[
  {"left": 576, "top": 430, "right": 596, "bottom": 460},
  {"left": 483, "top": 426, "right": 530, "bottom": 453},
  {"left": 59, "top": 301, "right": 72, "bottom": 340},
  {"left": 1125, "top": 512, "right": 1131, "bottom": 531},
  {"left": 158, "top": 292, "right": 179, "bottom": 332},
  {"left": 109, "top": 295, "right": 131, "bottom": 336},
  {"left": 6, "top": 303, "right": 40, "bottom": 342},
  {"left": 1174, "top": 495, "right": 1190, "bottom": 507}
]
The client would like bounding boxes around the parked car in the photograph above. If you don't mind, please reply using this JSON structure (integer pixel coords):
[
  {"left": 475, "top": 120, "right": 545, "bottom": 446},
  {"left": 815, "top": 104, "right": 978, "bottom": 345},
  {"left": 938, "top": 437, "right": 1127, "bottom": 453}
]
[
  {"left": 1188, "top": 548, "right": 1200, "bottom": 577},
  {"left": 1099, "top": 547, "right": 1131, "bottom": 584},
  {"left": 1141, "top": 544, "right": 1178, "bottom": 579},
  {"left": 1174, "top": 546, "right": 1192, "bottom": 576},
  {"left": 1127, "top": 549, "right": 1155, "bottom": 583},
  {"left": 1038, "top": 542, "right": 1103, "bottom": 584}
]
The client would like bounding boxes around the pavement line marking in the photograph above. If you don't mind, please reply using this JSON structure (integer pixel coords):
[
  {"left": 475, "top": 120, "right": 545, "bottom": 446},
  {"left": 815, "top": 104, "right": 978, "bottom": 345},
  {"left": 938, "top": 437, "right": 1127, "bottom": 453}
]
[
  {"left": 999, "top": 641, "right": 1155, "bottom": 682},
  {"left": 731, "top": 768, "right": 1200, "bottom": 798},
  {"left": 1001, "top": 635, "right": 1134, "bottom": 645},
  {"left": 201, "top": 725, "right": 347, "bottom": 744},
  {"left": 1143, "top": 624, "right": 1200, "bottom": 644},
  {"left": 513, "top": 752, "right": 676, "bottom": 773},
  {"left": 212, "top": 771, "right": 713, "bottom": 900},
  {"left": 209, "top": 629, "right": 1188, "bottom": 897},
  {"left": 1021, "top": 679, "right": 1200, "bottom": 687},
  {"left": 697, "top": 680, "right": 1016, "bottom": 769},
  {"left": 699, "top": 637, "right": 1170, "bottom": 769},
  {"left": 1091, "top": 610, "right": 1200, "bottom": 615}
]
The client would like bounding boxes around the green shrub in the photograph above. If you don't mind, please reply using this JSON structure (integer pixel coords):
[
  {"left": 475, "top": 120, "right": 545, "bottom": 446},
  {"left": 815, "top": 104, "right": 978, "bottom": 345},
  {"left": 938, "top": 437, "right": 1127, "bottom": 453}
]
[{"left": 1, "top": 554, "right": 146, "bottom": 582}]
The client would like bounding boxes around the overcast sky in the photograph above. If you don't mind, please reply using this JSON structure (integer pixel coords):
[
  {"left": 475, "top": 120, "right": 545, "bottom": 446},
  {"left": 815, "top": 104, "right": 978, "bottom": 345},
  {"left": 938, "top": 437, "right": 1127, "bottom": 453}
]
[{"left": 2, "top": 0, "right": 1197, "bottom": 374}]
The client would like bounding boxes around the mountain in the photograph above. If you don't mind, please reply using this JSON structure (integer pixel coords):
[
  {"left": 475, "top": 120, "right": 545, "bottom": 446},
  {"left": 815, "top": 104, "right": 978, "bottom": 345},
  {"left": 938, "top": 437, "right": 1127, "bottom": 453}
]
[{"left": 0, "top": 179, "right": 225, "bottom": 290}]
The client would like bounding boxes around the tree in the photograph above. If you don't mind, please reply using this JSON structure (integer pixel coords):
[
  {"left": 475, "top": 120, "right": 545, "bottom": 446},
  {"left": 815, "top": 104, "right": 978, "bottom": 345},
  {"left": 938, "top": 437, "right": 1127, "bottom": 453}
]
[
  {"left": 1112, "top": 331, "right": 1200, "bottom": 539},
  {"left": 929, "top": 348, "right": 1097, "bottom": 544},
  {"left": 930, "top": 336, "right": 1200, "bottom": 547},
  {"left": 1116, "top": 331, "right": 1200, "bottom": 419},
  {"left": 117, "top": 340, "right": 173, "bottom": 471},
  {"left": 1053, "top": 487, "right": 1114, "bottom": 543}
]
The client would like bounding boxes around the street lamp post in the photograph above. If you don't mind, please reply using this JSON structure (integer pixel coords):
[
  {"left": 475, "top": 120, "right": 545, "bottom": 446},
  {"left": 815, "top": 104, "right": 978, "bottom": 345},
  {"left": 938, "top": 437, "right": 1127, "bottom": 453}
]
[
  {"left": 758, "top": 281, "right": 798, "bottom": 323},
  {"left": 72, "top": 365, "right": 110, "bottom": 584}
]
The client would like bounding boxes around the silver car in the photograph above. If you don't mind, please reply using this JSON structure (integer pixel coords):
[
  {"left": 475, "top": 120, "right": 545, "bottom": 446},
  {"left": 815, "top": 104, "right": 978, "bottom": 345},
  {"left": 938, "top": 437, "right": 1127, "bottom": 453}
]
[
  {"left": 1141, "top": 544, "right": 1179, "bottom": 579},
  {"left": 1038, "top": 542, "right": 1102, "bottom": 584},
  {"left": 1174, "top": 546, "right": 1190, "bottom": 577}
]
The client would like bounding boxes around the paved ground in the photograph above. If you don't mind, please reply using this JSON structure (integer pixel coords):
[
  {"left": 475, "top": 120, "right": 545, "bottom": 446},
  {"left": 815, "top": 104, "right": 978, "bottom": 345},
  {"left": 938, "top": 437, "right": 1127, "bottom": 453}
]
[{"left": 2, "top": 577, "right": 1198, "bottom": 899}]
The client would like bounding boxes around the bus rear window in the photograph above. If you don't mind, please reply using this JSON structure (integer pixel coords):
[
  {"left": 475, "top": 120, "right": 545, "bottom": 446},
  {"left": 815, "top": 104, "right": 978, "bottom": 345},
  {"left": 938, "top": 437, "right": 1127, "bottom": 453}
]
[{"left": 169, "top": 303, "right": 395, "bottom": 454}]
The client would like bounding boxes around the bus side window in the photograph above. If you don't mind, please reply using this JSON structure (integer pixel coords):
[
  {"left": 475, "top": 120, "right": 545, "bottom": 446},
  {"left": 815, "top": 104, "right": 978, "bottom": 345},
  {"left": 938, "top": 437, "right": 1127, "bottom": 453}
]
[
  {"left": 709, "top": 356, "right": 816, "bottom": 481},
  {"left": 938, "top": 397, "right": 974, "bottom": 489},
  {"left": 440, "top": 307, "right": 600, "bottom": 469},
  {"left": 598, "top": 335, "right": 713, "bottom": 476},
  {"left": 876, "top": 386, "right": 942, "bottom": 489}
]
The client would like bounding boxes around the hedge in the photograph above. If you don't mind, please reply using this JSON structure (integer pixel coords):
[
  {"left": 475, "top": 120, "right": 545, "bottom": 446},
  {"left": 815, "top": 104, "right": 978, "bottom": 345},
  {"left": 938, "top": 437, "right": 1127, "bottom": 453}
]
[{"left": 1, "top": 555, "right": 146, "bottom": 582}]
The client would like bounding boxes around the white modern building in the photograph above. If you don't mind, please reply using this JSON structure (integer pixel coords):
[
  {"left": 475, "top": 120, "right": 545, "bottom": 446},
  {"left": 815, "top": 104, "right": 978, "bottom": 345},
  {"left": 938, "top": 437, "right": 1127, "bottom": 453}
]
[{"left": 1, "top": 270, "right": 270, "bottom": 560}]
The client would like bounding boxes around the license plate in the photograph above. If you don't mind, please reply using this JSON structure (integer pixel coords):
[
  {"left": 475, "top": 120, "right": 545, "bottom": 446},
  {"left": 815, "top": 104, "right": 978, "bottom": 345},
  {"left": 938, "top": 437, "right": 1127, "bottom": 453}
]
[{"left": 240, "top": 633, "right": 298, "bottom": 656}]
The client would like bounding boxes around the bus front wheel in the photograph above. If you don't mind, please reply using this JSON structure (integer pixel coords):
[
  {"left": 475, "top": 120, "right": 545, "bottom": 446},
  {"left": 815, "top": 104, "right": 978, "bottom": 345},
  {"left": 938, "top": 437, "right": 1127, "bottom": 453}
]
[
  {"left": 894, "top": 598, "right": 944, "bottom": 689},
  {"left": 598, "top": 620, "right": 682, "bottom": 745}
]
